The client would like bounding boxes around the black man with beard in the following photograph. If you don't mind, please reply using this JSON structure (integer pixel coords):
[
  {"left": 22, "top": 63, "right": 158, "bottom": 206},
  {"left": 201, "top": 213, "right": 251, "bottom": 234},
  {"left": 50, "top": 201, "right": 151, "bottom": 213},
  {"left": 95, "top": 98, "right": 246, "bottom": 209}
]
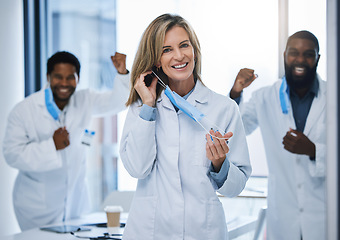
[{"left": 229, "top": 31, "right": 325, "bottom": 240}]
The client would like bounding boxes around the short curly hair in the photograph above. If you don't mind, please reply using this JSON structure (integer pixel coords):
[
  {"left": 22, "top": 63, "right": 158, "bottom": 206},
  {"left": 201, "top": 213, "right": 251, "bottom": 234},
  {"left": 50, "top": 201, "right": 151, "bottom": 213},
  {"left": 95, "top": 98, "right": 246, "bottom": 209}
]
[
  {"left": 286, "top": 30, "right": 319, "bottom": 53},
  {"left": 47, "top": 51, "right": 81, "bottom": 77}
]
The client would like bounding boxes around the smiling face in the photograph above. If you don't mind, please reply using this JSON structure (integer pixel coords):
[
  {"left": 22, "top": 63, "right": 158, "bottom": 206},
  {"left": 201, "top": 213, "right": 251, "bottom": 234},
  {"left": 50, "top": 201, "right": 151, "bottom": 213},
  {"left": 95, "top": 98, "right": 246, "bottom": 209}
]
[
  {"left": 284, "top": 38, "right": 320, "bottom": 89},
  {"left": 160, "top": 26, "right": 195, "bottom": 94},
  {"left": 48, "top": 63, "right": 78, "bottom": 109}
]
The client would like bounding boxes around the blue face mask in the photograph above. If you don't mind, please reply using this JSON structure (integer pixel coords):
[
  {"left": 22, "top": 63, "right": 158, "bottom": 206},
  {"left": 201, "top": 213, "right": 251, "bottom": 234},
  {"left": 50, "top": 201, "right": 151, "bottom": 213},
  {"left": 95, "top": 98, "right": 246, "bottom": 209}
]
[
  {"left": 164, "top": 86, "right": 205, "bottom": 122},
  {"left": 45, "top": 87, "right": 61, "bottom": 120},
  {"left": 279, "top": 76, "right": 290, "bottom": 114},
  {"left": 152, "top": 70, "right": 205, "bottom": 122},
  {"left": 152, "top": 70, "right": 229, "bottom": 141}
]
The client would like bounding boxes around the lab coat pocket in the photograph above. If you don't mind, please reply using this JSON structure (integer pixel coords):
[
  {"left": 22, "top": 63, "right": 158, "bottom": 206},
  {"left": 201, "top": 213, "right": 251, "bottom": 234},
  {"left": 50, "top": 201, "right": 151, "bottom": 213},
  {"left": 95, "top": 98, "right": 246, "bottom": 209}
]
[
  {"left": 206, "top": 199, "right": 227, "bottom": 240},
  {"left": 123, "top": 196, "right": 157, "bottom": 240},
  {"left": 309, "top": 122, "right": 326, "bottom": 144},
  {"left": 15, "top": 174, "right": 46, "bottom": 210}
]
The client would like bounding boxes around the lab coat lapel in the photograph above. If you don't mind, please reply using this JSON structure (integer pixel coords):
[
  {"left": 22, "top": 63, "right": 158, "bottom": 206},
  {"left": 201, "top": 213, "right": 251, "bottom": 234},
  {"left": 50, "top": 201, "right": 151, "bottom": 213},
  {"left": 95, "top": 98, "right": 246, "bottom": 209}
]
[
  {"left": 63, "top": 94, "right": 77, "bottom": 128},
  {"left": 37, "top": 88, "right": 58, "bottom": 122},
  {"left": 159, "top": 81, "right": 208, "bottom": 112},
  {"left": 159, "top": 90, "right": 175, "bottom": 111},
  {"left": 303, "top": 77, "right": 326, "bottom": 136},
  {"left": 186, "top": 81, "right": 209, "bottom": 107}
]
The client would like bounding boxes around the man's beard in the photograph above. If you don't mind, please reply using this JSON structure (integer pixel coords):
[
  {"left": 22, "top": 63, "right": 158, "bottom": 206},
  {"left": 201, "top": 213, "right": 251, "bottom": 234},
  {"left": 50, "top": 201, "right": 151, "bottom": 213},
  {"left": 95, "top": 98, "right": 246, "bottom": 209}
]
[{"left": 284, "top": 62, "right": 318, "bottom": 90}]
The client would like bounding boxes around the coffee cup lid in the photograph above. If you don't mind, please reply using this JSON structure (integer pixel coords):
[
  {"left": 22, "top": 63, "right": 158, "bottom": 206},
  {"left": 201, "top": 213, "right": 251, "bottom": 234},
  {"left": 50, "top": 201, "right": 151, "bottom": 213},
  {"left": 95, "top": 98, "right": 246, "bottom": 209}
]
[{"left": 104, "top": 205, "right": 123, "bottom": 212}]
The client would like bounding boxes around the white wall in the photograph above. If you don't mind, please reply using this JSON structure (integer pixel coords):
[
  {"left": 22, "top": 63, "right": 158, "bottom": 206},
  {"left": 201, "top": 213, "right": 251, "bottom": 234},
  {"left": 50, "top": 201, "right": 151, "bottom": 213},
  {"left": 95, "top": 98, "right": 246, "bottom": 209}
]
[{"left": 0, "top": 0, "right": 24, "bottom": 236}]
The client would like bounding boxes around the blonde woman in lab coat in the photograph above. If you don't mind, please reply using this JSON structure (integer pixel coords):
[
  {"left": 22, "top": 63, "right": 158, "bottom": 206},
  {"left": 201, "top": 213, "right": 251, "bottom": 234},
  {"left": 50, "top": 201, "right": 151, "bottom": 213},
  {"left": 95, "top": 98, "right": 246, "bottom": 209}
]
[{"left": 119, "top": 14, "right": 251, "bottom": 240}]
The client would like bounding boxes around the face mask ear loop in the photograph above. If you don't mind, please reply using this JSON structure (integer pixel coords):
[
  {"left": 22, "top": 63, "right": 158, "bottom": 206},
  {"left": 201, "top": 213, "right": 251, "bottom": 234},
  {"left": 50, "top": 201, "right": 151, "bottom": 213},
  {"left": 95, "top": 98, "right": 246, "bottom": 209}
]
[
  {"left": 194, "top": 117, "right": 230, "bottom": 141},
  {"left": 152, "top": 70, "right": 167, "bottom": 89},
  {"left": 202, "top": 118, "right": 228, "bottom": 136}
]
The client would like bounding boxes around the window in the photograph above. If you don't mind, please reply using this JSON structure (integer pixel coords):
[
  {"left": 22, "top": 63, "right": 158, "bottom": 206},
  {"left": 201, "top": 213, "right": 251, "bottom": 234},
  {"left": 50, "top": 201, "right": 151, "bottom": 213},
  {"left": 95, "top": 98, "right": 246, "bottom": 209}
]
[
  {"left": 289, "top": 0, "right": 326, "bottom": 79},
  {"left": 46, "top": 0, "right": 119, "bottom": 211}
]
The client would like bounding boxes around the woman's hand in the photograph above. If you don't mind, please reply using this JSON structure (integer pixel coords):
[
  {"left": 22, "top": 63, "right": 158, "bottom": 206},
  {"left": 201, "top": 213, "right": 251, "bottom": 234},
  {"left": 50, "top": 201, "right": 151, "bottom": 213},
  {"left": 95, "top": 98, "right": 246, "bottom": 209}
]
[
  {"left": 206, "top": 130, "right": 233, "bottom": 172},
  {"left": 134, "top": 71, "right": 158, "bottom": 107}
]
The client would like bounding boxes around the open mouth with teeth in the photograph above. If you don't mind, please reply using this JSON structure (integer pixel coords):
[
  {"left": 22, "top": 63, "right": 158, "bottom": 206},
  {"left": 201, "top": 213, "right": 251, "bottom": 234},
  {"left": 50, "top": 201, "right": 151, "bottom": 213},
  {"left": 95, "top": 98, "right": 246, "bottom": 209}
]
[
  {"left": 172, "top": 63, "right": 188, "bottom": 69},
  {"left": 54, "top": 87, "right": 74, "bottom": 100},
  {"left": 58, "top": 88, "right": 72, "bottom": 95},
  {"left": 59, "top": 88, "right": 70, "bottom": 93},
  {"left": 293, "top": 66, "right": 306, "bottom": 76}
]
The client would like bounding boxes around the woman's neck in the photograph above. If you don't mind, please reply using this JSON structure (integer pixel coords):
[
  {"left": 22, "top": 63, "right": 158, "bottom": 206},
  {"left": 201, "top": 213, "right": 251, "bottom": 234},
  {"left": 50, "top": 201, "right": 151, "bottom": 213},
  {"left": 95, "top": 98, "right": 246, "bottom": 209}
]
[{"left": 168, "top": 75, "right": 195, "bottom": 97}]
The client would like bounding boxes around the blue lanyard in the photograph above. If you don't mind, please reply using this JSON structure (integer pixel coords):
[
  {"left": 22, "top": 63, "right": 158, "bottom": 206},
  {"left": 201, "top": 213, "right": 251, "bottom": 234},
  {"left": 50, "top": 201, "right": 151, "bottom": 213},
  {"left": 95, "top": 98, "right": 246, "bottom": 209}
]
[
  {"left": 279, "top": 76, "right": 290, "bottom": 114},
  {"left": 45, "top": 88, "right": 61, "bottom": 120}
]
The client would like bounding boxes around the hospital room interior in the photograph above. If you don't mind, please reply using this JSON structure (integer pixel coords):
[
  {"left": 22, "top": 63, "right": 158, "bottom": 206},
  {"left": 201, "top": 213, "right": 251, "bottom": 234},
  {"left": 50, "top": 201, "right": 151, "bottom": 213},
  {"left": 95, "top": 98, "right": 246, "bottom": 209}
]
[{"left": 0, "top": 0, "right": 339, "bottom": 239}]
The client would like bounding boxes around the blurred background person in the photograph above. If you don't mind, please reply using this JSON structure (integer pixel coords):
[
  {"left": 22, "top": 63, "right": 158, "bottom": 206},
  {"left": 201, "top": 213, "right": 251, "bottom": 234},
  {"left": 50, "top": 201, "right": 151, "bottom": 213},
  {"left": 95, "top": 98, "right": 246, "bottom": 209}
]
[{"left": 2, "top": 51, "right": 129, "bottom": 231}]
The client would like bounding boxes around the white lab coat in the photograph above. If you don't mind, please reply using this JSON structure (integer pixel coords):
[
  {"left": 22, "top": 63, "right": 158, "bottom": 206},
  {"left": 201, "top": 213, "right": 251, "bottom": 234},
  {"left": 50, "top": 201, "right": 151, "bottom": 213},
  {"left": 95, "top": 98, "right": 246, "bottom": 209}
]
[
  {"left": 120, "top": 81, "right": 251, "bottom": 240},
  {"left": 2, "top": 74, "right": 129, "bottom": 231},
  {"left": 239, "top": 76, "right": 326, "bottom": 240}
]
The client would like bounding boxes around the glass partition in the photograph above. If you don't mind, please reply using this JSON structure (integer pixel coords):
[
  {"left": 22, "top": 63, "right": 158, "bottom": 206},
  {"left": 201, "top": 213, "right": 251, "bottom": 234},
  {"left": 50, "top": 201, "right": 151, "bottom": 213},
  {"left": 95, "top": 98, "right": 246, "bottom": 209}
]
[{"left": 46, "top": 0, "right": 119, "bottom": 211}]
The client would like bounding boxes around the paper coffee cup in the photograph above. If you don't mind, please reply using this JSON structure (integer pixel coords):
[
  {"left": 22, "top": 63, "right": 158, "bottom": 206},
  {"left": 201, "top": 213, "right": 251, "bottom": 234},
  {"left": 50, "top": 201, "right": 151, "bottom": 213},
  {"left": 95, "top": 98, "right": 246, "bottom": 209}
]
[{"left": 104, "top": 205, "right": 123, "bottom": 228}]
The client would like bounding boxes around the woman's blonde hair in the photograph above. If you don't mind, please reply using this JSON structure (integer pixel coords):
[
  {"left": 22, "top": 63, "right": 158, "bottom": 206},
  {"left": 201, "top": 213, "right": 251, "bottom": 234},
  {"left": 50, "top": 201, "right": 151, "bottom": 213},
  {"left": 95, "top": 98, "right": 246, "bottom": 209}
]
[{"left": 126, "top": 13, "right": 202, "bottom": 106}]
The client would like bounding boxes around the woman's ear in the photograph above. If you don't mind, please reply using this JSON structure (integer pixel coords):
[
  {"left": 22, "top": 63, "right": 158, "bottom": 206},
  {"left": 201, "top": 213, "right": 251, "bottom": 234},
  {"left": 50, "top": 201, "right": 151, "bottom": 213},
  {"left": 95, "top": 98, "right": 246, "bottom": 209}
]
[{"left": 154, "top": 63, "right": 161, "bottom": 72}]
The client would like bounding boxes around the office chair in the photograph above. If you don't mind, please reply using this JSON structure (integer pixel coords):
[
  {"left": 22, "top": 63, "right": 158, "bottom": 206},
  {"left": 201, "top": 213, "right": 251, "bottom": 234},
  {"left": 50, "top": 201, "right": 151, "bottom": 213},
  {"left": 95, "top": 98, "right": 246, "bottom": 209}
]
[{"left": 253, "top": 206, "right": 267, "bottom": 240}]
